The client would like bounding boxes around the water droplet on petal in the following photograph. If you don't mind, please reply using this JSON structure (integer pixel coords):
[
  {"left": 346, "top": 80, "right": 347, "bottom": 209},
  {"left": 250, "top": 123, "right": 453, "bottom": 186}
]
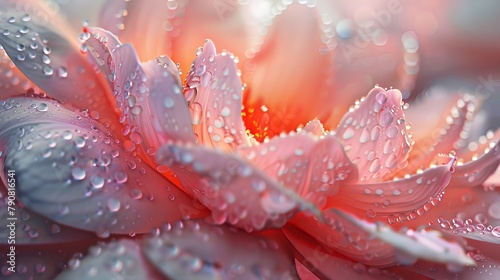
[
  {"left": 221, "top": 106, "right": 230, "bottom": 117},
  {"left": 370, "top": 125, "right": 381, "bottom": 141},
  {"left": 377, "top": 109, "right": 393, "bottom": 127},
  {"left": 369, "top": 158, "right": 381, "bottom": 173},
  {"left": 90, "top": 175, "right": 104, "bottom": 189},
  {"left": 115, "top": 171, "right": 128, "bottom": 183},
  {"left": 385, "top": 125, "right": 398, "bottom": 138},
  {"left": 164, "top": 97, "right": 174, "bottom": 108},
  {"left": 57, "top": 66, "right": 68, "bottom": 78},
  {"left": 107, "top": 198, "right": 121, "bottom": 212},
  {"left": 37, "top": 103, "right": 48, "bottom": 112},
  {"left": 72, "top": 167, "right": 86, "bottom": 180},
  {"left": 342, "top": 127, "right": 355, "bottom": 140},
  {"left": 129, "top": 188, "right": 143, "bottom": 200},
  {"left": 366, "top": 209, "right": 376, "bottom": 218},
  {"left": 491, "top": 226, "right": 500, "bottom": 237}
]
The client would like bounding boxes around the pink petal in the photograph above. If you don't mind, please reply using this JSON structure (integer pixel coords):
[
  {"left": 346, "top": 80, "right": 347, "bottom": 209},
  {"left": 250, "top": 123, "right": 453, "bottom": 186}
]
[
  {"left": 108, "top": 44, "right": 194, "bottom": 144},
  {"left": 56, "top": 239, "right": 164, "bottom": 279},
  {"left": 0, "top": 96, "right": 206, "bottom": 235},
  {"left": 83, "top": 27, "right": 196, "bottom": 163},
  {"left": 142, "top": 220, "right": 297, "bottom": 279},
  {"left": 0, "top": 11, "right": 119, "bottom": 130},
  {"left": 242, "top": 3, "right": 336, "bottom": 139},
  {"left": 301, "top": 119, "right": 327, "bottom": 137},
  {"left": 295, "top": 259, "right": 320, "bottom": 280},
  {"left": 80, "top": 26, "right": 121, "bottom": 91},
  {"left": 404, "top": 258, "right": 500, "bottom": 280},
  {"left": 451, "top": 141, "right": 499, "bottom": 187},
  {"left": 0, "top": 48, "right": 40, "bottom": 96},
  {"left": 405, "top": 94, "right": 478, "bottom": 173},
  {"left": 404, "top": 89, "right": 464, "bottom": 146},
  {"left": 331, "top": 158, "right": 455, "bottom": 221},
  {"left": 238, "top": 133, "right": 358, "bottom": 208},
  {"left": 0, "top": 200, "right": 94, "bottom": 245},
  {"left": 97, "top": 0, "right": 186, "bottom": 61},
  {"left": 335, "top": 209, "right": 474, "bottom": 266},
  {"left": 0, "top": 240, "right": 96, "bottom": 279},
  {"left": 291, "top": 209, "right": 474, "bottom": 267},
  {"left": 400, "top": 185, "right": 500, "bottom": 246},
  {"left": 156, "top": 142, "right": 321, "bottom": 231},
  {"left": 185, "top": 40, "right": 250, "bottom": 151},
  {"left": 290, "top": 212, "right": 396, "bottom": 267},
  {"left": 283, "top": 224, "right": 397, "bottom": 279},
  {"left": 335, "top": 87, "right": 412, "bottom": 182}
]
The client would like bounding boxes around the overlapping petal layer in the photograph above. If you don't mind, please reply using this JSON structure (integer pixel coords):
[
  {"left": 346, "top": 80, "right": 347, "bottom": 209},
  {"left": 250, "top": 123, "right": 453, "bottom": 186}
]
[
  {"left": 332, "top": 158, "right": 454, "bottom": 221},
  {"left": 83, "top": 27, "right": 196, "bottom": 163},
  {"left": 184, "top": 40, "right": 250, "bottom": 151},
  {"left": 289, "top": 209, "right": 474, "bottom": 268},
  {"left": 156, "top": 142, "right": 322, "bottom": 232},
  {"left": 238, "top": 132, "right": 358, "bottom": 208},
  {"left": 0, "top": 10, "right": 118, "bottom": 130},
  {"left": 57, "top": 221, "right": 298, "bottom": 279},
  {"left": 0, "top": 96, "right": 205, "bottom": 235}
]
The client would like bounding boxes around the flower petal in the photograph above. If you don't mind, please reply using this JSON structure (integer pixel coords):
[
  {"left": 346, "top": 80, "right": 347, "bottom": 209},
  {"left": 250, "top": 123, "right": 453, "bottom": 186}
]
[
  {"left": 80, "top": 26, "right": 121, "bottom": 90},
  {"left": 242, "top": 2, "right": 335, "bottom": 139},
  {"left": 331, "top": 158, "right": 455, "bottom": 221},
  {"left": 404, "top": 258, "right": 500, "bottom": 280},
  {"left": 451, "top": 141, "right": 500, "bottom": 187},
  {"left": 301, "top": 119, "right": 327, "bottom": 137},
  {"left": 0, "top": 200, "right": 94, "bottom": 245},
  {"left": 290, "top": 212, "right": 396, "bottom": 267},
  {"left": 238, "top": 133, "right": 358, "bottom": 208},
  {"left": 335, "top": 87, "right": 412, "bottom": 183},
  {"left": 405, "top": 94, "right": 478, "bottom": 173},
  {"left": 291, "top": 209, "right": 475, "bottom": 267},
  {"left": 108, "top": 43, "right": 195, "bottom": 144},
  {"left": 400, "top": 185, "right": 500, "bottom": 246},
  {"left": 283, "top": 224, "right": 397, "bottom": 279},
  {"left": 98, "top": 0, "right": 188, "bottom": 61},
  {"left": 0, "top": 241, "right": 96, "bottom": 279},
  {"left": 143, "top": 220, "right": 297, "bottom": 279},
  {"left": 403, "top": 88, "right": 464, "bottom": 144},
  {"left": 0, "top": 48, "right": 39, "bottom": 96},
  {"left": 0, "top": 96, "right": 205, "bottom": 235},
  {"left": 55, "top": 239, "right": 163, "bottom": 279},
  {"left": 0, "top": 11, "right": 118, "bottom": 129},
  {"left": 156, "top": 142, "right": 321, "bottom": 231},
  {"left": 333, "top": 209, "right": 475, "bottom": 266},
  {"left": 83, "top": 27, "right": 196, "bottom": 161},
  {"left": 185, "top": 40, "right": 250, "bottom": 151}
]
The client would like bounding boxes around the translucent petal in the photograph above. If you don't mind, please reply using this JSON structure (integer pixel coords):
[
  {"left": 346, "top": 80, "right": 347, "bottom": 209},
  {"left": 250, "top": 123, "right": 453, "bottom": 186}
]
[
  {"left": 335, "top": 87, "right": 412, "bottom": 182},
  {"left": 185, "top": 40, "right": 250, "bottom": 151}
]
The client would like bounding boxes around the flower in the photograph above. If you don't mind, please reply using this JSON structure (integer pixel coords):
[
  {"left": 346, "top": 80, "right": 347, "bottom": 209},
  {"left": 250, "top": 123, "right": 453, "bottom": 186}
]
[{"left": 0, "top": 1, "right": 499, "bottom": 279}]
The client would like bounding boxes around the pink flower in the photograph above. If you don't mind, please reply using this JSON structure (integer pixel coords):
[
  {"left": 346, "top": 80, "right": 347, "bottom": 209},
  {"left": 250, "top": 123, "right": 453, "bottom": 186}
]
[{"left": 0, "top": 1, "right": 499, "bottom": 279}]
